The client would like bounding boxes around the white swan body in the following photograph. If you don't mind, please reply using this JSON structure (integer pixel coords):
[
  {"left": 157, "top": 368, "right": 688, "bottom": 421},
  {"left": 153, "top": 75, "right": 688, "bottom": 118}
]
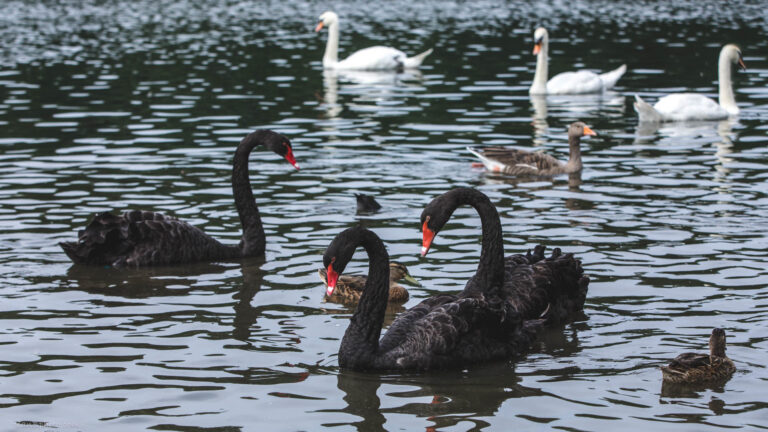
[
  {"left": 315, "top": 11, "right": 433, "bottom": 71},
  {"left": 529, "top": 27, "right": 626, "bottom": 95},
  {"left": 634, "top": 44, "right": 746, "bottom": 122}
]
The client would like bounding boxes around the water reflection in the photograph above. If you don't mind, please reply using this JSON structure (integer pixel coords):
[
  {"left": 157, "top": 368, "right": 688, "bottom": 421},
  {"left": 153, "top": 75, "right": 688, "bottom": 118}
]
[
  {"left": 321, "top": 68, "right": 424, "bottom": 119},
  {"left": 232, "top": 257, "right": 266, "bottom": 341}
]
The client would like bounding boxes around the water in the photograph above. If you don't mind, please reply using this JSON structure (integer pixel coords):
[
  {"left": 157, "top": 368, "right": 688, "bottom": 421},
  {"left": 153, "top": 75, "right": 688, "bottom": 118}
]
[{"left": 1, "top": 0, "right": 767, "bottom": 430}]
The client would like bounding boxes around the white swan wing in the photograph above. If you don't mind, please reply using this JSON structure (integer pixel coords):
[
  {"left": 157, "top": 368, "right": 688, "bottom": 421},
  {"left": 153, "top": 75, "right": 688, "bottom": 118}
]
[
  {"left": 546, "top": 70, "right": 603, "bottom": 94},
  {"left": 336, "top": 46, "right": 406, "bottom": 70},
  {"left": 654, "top": 93, "right": 728, "bottom": 121}
]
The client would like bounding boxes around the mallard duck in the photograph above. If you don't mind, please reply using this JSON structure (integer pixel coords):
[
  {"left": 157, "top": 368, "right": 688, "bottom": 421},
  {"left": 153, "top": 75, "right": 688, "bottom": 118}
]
[
  {"left": 466, "top": 122, "right": 595, "bottom": 177},
  {"left": 319, "top": 261, "right": 415, "bottom": 303},
  {"left": 661, "top": 328, "right": 736, "bottom": 384}
]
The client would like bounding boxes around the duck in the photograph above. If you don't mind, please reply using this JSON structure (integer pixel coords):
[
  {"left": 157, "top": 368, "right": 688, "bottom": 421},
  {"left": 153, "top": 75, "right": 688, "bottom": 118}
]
[
  {"left": 661, "top": 328, "right": 736, "bottom": 384},
  {"left": 315, "top": 11, "right": 433, "bottom": 70},
  {"left": 318, "top": 261, "right": 416, "bottom": 304},
  {"left": 323, "top": 225, "right": 545, "bottom": 370},
  {"left": 355, "top": 193, "right": 382, "bottom": 214},
  {"left": 529, "top": 27, "right": 626, "bottom": 95},
  {"left": 634, "top": 44, "right": 746, "bottom": 122},
  {"left": 466, "top": 122, "right": 596, "bottom": 177},
  {"left": 420, "top": 187, "right": 589, "bottom": 323},
  {"left": 59, "top": 130, "right": 299, "bottom": 267}
]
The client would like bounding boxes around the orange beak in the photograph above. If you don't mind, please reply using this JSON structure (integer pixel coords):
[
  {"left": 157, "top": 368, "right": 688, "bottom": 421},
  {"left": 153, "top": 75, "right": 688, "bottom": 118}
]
[
  {"left": 315, "top": 22, "right": 324, "bottom": 32},
  {"left": 532, "top": 43, "right": 541, "bottom": 55},
  {"left": 325, "top": 263, "right": 339, "bottom": 297},
  {"left": 421, "top": 221, "right": 436, "bottom": 257},
  {"left": 582, "top": 126, "right": 597, "bottom": 136},
  {"left": 738, "top": 57, "right": 747, "bottom": 71}
]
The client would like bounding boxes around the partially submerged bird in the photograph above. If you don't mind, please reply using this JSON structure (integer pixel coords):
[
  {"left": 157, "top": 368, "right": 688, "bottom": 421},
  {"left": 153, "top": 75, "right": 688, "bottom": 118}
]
[
  {"left": 529, "top": 27, "right": 626, "bottom": 95},
  {"left": 315, "top": 11, "right": 433, "bottom": 70},
  {"left": 634, "top": 44, "right": 746, "bottom": 122},
  {"left": 319, "top": 261, "right": 416, "bottom": 304},
  {"left": 355, "top": 193, "right": 382, "bottom": 214},
  {"left": 466, "top": 122, "right": 596, "bottom": 177},
  {"left": 60, "top": 130, "right": 299, "bottom": 267},
  {"left": 661, "top": 328, "right": 736, "bottom": 384}
]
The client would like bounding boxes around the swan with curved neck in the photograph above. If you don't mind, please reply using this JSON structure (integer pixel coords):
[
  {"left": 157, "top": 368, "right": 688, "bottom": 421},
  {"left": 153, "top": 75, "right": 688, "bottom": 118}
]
[
  {"left": 315, "top": 11, "right": 433, "bottom": 70},
  {"left": 529, "top": 27, "right": 626, "bottom": 95},
  {"left": 466, "top": 122, "right": 596, "bottom": 176},
  {"left": 634, "top": 44, "right": 746, "bottom": 121},
  {"left": 323, "top": 225, "right": 543, "bottom": 370},
  {"left": 420, "top": 188, "right": 589, "bottom": 322},
  {"left": 60, "top": 130, "right": 299, "bottom": 267}
]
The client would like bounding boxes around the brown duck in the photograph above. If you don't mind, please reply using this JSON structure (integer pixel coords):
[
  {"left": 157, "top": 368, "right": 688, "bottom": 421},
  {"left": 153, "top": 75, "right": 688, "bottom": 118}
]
[
  {"left": 661, "top": 328, "right": 736, "bottom": 384},
  {"left": 466, "top": 122, "right": 595, "bottom": 176},
  {"left": 318, "top": 261, "right": 416, "bottom": 303}
]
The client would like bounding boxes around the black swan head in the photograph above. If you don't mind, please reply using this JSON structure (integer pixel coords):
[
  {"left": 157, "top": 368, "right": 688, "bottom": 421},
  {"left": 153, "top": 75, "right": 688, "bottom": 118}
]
[
  {"left": 419, "top": 188, "right": 474, "bottom": 256},
  {"left": 249, "top": 129, "right": 300, "bottom": 170},
  {"left": 322, "top": 225, "right": 365, "bottom": 293}
]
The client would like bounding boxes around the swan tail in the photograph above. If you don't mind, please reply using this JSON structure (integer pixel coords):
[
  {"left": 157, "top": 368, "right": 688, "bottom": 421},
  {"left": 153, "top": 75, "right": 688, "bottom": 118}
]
[
  {"left": 531, "top": 248, "right": 589, "bottom": 324},
  {"left": 60, "top": 211, "right": 133, "bottom": 266},
  {"left": 634, "top": 94, "right": 662, "bottom": 122},
  {"left": 598, "top": 64, "right": 627, "bottom": 89},
  {"left": 403, "top": 48, "right": 433, "bottom": 68}
]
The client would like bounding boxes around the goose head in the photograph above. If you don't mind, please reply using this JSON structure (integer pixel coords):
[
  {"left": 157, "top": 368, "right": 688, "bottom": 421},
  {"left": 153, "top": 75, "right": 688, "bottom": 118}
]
[
  {"left": 568, "top": 122, "right": 597, "bottom": 138},
  {"left": 532, "top": 27, "right": 548, "bottom": 55},
  {"left": 315, "top": 11, "right": 339, "bottom": 32},
  {"left": 721, "top": 44, "right": 746, "bottom": 71}
]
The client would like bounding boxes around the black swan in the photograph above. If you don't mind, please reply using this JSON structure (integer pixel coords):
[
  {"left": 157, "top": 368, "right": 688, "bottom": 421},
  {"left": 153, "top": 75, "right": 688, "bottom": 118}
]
[
  {"left": 420, "top": 187, "right": 588, "bottom": 323},
  {"left": 661, "top": 328, "right": 736, "bottom": 384},
  {"left": 60, "top": 129, "right": 299, "bottom": 267},
  {"left": 323, "top": 225, "right": 543, "bottom": 371},
  {"left": 466, "top": 122, "right": 595, "bottom": 176}
]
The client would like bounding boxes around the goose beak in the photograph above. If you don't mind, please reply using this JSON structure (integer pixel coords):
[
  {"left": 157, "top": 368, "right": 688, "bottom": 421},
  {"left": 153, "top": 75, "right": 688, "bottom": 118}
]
[
  {"left": 421, "top": 221, "right": 436, "bottom": 257},
  {"left": 532, "top": 42, "right": 541, "bottom": 55},
  {"left": 738, "top": 56, "right": 747, "bottom": 71},
  {"left": 325, "top": 263, "right": 339, "bottom": 297},
  {"left": 315, "top": 22, "right": 324, "bottom": 32},
  {"left": 284, "top": 148, "right": 300, "bottom": 170},
  {"left": 583, "top": 126, "right": 597, "bottom": 136}
]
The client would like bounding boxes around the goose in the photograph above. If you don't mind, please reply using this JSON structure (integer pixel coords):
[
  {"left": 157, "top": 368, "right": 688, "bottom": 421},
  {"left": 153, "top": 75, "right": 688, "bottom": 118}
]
[
  {"left": 529, "top": 27, "right": 626, "bottom": 95},
  {"left": 315, "top": 11, "right": 433, "bottom": 70},
  {"left": 634, "top": 44, "right": 746, "bottom": 122},
  {"left": 60, "top": 130, "right": 299, "bottom": 267},
  {"left": 466, "top": 122, "right": 596, "bottom": 176},
  {"left": 661, "top": 328, "right": 736, "bottom": 384}
]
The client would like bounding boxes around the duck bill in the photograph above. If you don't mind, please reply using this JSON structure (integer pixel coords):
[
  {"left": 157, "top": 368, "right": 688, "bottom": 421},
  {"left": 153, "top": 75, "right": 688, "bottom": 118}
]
[
  {"left": 583, "top": 126, "right": 597, "bottom": 136},
  {"left": 315, "top": 22, "right": 324, "bottom": 32},
  {"left": 403, "top": 273, "right": 420, "bottom": 286},
  {"left": 284, "top": 147, "right": 300, "bottom": 170},
  {"left": 532, "top": 42, "right": 541, "bottom": 55},
  {"left": 325, "top": 264, "right": 339, "bottom": 297},
  {"left": 421, "top": 221, "right": 436, "bottom": 257}
]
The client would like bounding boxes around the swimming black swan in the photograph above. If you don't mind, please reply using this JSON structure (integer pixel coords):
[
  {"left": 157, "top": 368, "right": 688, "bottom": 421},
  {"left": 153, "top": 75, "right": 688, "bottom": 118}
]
[
  {"left": 60, "top": 129, "right": 299, "bottom": 267},
  {"left": 323, "top": 225, "right": 544, "bottom": 370},
  {"left": 466, "top": 122, "right": 595, "bottom": 176},
  {"left": 420, "top": 187, "right": 588, "bottom": 323},
  {"left": 661, "top": 328, "right": 736, "bottom": 384},
  {"left": 319, "top": 261, "right": 416, "bottom": 303}
]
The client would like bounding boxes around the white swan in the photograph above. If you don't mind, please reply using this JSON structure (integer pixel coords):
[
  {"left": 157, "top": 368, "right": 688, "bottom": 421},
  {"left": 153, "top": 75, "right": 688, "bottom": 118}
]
[
  {"left": 315, "top": 11, "right": 433, "bottom": 71},
  {"left": 529, "top": 27, "right": 626, "bottom": 95},
  {"left": 634, "top": 44, "right": 746, "bottom": 122}
]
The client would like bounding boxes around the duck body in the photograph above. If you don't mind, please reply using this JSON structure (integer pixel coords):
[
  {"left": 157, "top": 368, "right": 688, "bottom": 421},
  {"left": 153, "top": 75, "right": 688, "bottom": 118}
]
[
  {"left": 634, "top": 44, "right": 746, "bottom": 122},
  {"left": 661, "top": 328, "right": 736, "bottom": 384},
  {"left": 60, "top": 130, "right": 299, "bottom": 267},
  {"left": 466, "top": 122, "right": 595, "bottom": 177},
  {"left": 319, "top": 261, "right": 412, "bottom": 303},
  {"left": 315, "top": 11, "right": 432, "bottom": 71}
]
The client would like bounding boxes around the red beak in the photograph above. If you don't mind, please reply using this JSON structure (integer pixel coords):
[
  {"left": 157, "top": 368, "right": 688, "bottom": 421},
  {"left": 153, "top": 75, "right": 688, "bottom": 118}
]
[
  {"left": 284, "top": 147, "right": 300, "bottom": 170},
  {"left": 326, "top": 263, "right": 339, "bottom": 297},
  {"left": 421, "top": 221, "right": 436, "bottom": 257}
]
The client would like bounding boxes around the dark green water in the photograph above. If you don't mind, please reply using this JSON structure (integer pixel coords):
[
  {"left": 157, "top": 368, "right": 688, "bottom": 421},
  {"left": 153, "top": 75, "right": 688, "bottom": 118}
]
[{"left": 1, "top": 0, "right": 767, "bottom": 430}]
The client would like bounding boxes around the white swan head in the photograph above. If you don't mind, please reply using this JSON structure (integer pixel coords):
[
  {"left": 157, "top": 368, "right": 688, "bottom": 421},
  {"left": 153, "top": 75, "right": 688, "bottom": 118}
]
[
  {"left": 720, "top": 44, "right": 746, "bottom": 70},
  {"left": 315, "top": 11, "right": 339, "bottom": 32},
  {"left": 532, "top": 27, "right": 548, "bottom": 55}
]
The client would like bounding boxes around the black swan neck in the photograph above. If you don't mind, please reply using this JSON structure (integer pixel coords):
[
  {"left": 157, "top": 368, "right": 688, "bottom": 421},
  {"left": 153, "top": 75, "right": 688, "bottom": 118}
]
[
  {"left": 233, "top": 132, "right": 266, "bottom": 257},
  {"left": 339, "top": 228, "right": 390, "bottom": 368},
  {"left": 566, "top": 134, "right": 583, "bottom": 173},
  {"left": 452, "top": 189, "right": 505, "bottom": 296}
]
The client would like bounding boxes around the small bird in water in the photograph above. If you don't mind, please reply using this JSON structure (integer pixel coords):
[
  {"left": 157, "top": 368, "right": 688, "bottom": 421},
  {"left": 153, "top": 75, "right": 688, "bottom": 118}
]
[
  {"left": 355, "top": 193, "right": 382, "bottom": 214},
  {"left": 318, "top": 261, "right": 417, "bottom": 304},
  {"left": 661, "top": 328, "right": 736, "bottom": 384}
]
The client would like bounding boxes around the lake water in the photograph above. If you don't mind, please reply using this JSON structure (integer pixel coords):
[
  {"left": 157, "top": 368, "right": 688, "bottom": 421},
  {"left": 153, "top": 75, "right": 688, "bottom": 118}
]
[{"left": 1, "top": 0, "right": 767, "bottom": 430}]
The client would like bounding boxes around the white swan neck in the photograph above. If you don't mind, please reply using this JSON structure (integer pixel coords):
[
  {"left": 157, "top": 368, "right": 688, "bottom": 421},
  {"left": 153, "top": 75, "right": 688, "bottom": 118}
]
[
  {"left": 323, "top": 20, "right": 339, "bottom": 68},
  {"left": 718, "top": 49, "right": 738, "bottom": 114},
  {"left": 530, "top": 39, "right": 548, "bottom": 94}
]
